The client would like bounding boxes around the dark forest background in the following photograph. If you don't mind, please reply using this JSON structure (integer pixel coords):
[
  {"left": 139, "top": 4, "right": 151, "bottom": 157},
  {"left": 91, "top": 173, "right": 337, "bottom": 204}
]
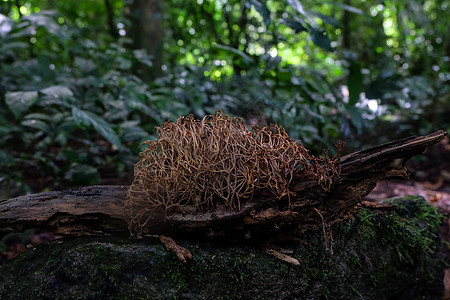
[{"left": 0, "top": 0, "right": 448, "bottom": 198}]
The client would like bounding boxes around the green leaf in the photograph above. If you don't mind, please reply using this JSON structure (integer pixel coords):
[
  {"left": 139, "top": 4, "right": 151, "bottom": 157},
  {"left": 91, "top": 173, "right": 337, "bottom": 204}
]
[
  {"left": 55, "top": 132, "right": 68, "bottom": 146},
  {"left": 280, "top": 18, "right": 307, "bottom": 33},
  {"left": 72, "top": 107, "right": 122, "bottom": 150},
  {"left": 128, "top": 100, "right": 158, "bottom": 118},
  {"left": 40, "top": 85, "right": 74, "bottom": 100},
  {"left": 310, "top": 29, "right": 332, "bottom": 51},
  {"left": 72, "top": 107, "right": 90, "bottom": 129},
  {"left": 65, "top": 164, "right": 101, "bottom": 186},
  {"left": 286, "top": 0, "right": 318, "bottom": 27},
  {"left": 0, "top": 13, "right": 12, "bottom": 36},
  {"left": 23, "top": 13, "right": 62, "bottom": 36},
  {"left": 74, "top": 57, "right": 96, "bottom": 73},
  {"left": 120, "top": 126, "right": 149, "bottom": 142},
  {"left": 345, "top": 104, "right": 364, "bottom": 134},
  {"left": 133, "top": 49, "right": 153, "bottom": 67},
  {"left": 246, "top": 0, "right": 271, "bottom": 27},
  {"left": 0, "top": 125, "right": 18, "bottom": 136},
  {"left": 1, "top": 42, "right": 28, "bottom": 51},
  {"left": 307, "top": 11, "right": 341, "bottom": 27},
  {"left": 348, "top": 61, "right": 363, "bottom": 105},
  {"left": 304, "top": 107, "right": 325, "bottom": 122},
  {"left": 5, "top": 91, "right": 38, "bottom": 118},
  {"left": 0, "top": 150, "right": 14, "bottom": 166},
  {"left": 21, "top": 119, "right": 51, "bottom": 134},
  {"left": 117, "top": 57, "right": 132, "bottom": 70},
  {"left": 24, "top": 113, "right": 54, "bottom": 122}
]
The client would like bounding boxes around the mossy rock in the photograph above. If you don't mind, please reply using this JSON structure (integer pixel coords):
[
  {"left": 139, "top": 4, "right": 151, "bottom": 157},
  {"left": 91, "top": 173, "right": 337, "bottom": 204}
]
[{"left": 0, "top": 196, "right": 444, "bottom": 299}]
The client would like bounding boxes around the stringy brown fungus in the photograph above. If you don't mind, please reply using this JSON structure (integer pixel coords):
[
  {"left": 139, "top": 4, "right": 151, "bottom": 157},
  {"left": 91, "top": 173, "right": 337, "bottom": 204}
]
[{"left": 125, "top": 111, "right": 340, "bottom": 233}]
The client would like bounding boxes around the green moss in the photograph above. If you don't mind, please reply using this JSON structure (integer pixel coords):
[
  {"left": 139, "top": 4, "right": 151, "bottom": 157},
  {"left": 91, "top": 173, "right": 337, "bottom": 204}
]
[
  {"left": 332, "top": 195, "right": 445, "bottom": 297},
  {"left": 0, "top": 196, "right": 444, "bottom": 299}
]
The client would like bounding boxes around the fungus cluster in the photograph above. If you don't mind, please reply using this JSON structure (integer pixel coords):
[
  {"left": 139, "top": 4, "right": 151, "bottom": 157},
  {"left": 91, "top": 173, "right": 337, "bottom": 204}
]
[{"left": 126, "top": 111, "right": 339, "bottom": 233}]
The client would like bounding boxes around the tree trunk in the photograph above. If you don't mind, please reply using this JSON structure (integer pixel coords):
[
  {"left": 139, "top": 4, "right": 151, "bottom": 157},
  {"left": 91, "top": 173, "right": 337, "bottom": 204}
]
[{"left": 125, "top": 0, "right": 164, "bottom": 80}]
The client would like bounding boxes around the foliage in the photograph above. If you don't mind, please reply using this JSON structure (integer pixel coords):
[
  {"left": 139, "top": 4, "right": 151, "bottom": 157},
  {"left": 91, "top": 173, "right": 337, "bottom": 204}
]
[
  {"left": 0, "top": 10, "right": 162, "bottom": 197},
  {"left": 0, "top": 0, "right": 448, "bottom": 195},
  {"left": 164, "top": 0, "right": 449, "bottom": 142}
]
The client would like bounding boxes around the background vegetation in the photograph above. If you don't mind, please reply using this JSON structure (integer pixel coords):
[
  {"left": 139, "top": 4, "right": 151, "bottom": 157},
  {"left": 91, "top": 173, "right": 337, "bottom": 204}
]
[{"left": 0, "top": 0, "right": 448, "bottom": 198}]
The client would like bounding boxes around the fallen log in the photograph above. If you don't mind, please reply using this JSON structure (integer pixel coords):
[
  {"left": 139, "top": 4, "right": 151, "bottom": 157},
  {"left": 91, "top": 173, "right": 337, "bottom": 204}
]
[
  {"left": 0, "top": 185, "right": 129, "bottom": 237},
  {"left": 0, "top": 130, "right": 447, "bottom": 239},
  {"left": 0, "top": 196, "right": 445, "bottom": 299}
]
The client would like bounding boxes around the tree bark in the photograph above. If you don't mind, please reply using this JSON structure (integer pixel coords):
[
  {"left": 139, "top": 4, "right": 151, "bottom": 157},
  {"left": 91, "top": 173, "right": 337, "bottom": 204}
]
[
  {"left": 0, "top": 185, "right": 129, "bottom": 238},
  {"left": 342, "top": 0, "right": 351, "bottom": 49},
  {"left": 0, "top": 130, "right": 446, "bottom": 239},
  {"left": 125, "top": 0, "right": 164, "bottom": 80}
]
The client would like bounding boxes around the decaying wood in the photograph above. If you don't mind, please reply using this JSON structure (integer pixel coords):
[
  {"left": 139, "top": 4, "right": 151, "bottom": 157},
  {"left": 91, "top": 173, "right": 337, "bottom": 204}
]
[
  {"left": 0, "top": 185, "right": 129, "bottom": 238},
  {"left": 159, "top": 235, "right": 193, "bottom": 263},
  {"left": 265, "top": 248, "right": 300, "bottom": 266},
  {"left": 0, "top": 130, "right": 447, "bottom": 239}
]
